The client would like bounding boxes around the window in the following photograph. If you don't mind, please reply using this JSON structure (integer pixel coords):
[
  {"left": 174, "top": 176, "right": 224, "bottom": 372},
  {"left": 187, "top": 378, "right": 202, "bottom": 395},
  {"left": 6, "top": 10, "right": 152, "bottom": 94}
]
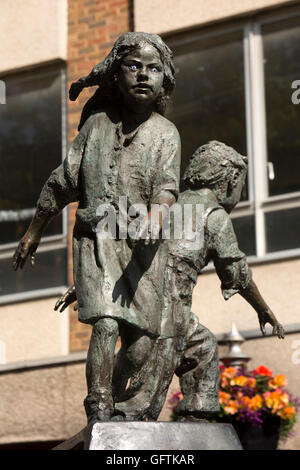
[
  {"left": 0, "top": 65, "right": 68, "bottom": 301},
  {"left": 166, "top": 6, "right": 300, "bottom": 261}
]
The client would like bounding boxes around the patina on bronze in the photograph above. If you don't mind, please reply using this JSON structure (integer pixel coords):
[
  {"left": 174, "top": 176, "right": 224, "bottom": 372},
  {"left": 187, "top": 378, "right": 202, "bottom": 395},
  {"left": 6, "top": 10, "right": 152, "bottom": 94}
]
[
  {"left": 13, "top": 33, "right": 284, "bottom": 426},
  {"left": 54, "top": 141, "right": 285, "bottom": 423},
  {"left": 13, "top": 32, "right": 181, "bottom": 423}
]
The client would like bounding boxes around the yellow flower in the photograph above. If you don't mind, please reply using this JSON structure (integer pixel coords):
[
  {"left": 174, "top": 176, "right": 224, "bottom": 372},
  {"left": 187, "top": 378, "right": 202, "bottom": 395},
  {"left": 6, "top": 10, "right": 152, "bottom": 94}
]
[
  {"left": 279, "top": 392, "right": 290, "bottom": 406},
  {"left": 224, "top": 400, "right": 238, "bottom": 415},
  {"left": 263, "top": 389, "right": 288, "bottom": 412},
  {"left": 269, "top": 374, "right": 287, "bottom": 389},
  {"left": 278, "top": 406, "right": 296, "bottom": 420},
  {"left": 230, "top": 375, "right": 247, "bottom": 387}
]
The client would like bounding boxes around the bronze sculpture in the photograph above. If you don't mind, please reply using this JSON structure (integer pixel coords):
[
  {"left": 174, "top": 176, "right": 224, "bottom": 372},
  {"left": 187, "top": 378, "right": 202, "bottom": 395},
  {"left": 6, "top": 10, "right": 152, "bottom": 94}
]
[
  {"left": 54, "top": 141, "right": 285, "bottom": 422},
  {"left": 13, "top": 32, "right": 284, "bottom": 426},
  {"left": 13, "top": 32, "right": 180, "bottom": 423}
]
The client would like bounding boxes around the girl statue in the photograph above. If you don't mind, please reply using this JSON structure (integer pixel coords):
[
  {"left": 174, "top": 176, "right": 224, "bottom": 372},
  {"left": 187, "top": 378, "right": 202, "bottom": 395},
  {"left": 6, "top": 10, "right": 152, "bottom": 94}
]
[{"left": 13, "top": 32, "right": 181, "bottom": 423}]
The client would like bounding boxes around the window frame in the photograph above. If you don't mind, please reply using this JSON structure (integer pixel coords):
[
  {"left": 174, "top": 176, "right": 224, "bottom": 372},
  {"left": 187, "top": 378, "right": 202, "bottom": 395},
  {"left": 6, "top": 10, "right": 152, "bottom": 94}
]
[
  {"left": 0, "top": 64, "right": 68, "bottom": 304},
  {"left": 246, "top": 8, "right": 300, "bottom": 260},
  {"left": 166, "top": 4, "right": 300, "bottom": 264}
]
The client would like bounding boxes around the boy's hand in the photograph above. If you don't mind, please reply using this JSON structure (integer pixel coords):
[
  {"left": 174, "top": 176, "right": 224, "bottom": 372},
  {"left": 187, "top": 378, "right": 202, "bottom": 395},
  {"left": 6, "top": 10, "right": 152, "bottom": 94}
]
[
  {"left": 258, "top": 309, "right": 285, "bottom": 339},
  {"left": 137, "top": 217, "right": 160, "bottom": 245},
  {"left": 55, "top": 285, "right": 77, "bottom": 312}
]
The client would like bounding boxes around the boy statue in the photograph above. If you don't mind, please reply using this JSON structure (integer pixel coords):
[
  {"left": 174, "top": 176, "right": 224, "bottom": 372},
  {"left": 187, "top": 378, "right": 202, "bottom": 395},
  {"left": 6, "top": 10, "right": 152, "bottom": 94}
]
[
  {"left": 55, "top": 141, "right": 285, "bottom": 422},
  {"left": 151, "top": 140, "right": 285, "bottom": 420}
]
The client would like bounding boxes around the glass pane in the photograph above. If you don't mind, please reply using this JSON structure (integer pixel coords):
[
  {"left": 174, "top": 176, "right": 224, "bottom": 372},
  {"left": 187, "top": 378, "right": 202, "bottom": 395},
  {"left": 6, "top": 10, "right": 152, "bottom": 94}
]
[
  {"left": 265, "top": 207, "right": 300, "bottom": 252},
  {"left": 167, "top": 35, "right": 248, "bottom": 199},
  {"left": 0, "top": 68, "right": 63, "bottom": 244},
  {"left": 0, "top": 248, "right": 67, "bottom": 297},
  {"left": 0, "top": 214, "right": 63, "bottom": 245},
  {"left": 231, "top": 215, "right": 256, "bottom": 256},
  {"left": 263, "top": 24, "right": 300, "bottom": 196}
]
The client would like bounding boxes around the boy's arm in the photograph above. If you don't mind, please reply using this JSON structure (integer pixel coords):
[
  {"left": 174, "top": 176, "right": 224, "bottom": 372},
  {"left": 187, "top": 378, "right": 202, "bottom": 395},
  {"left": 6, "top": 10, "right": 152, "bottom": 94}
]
[
  {"left": 137, "top": 125, "right": 181, "bottom": 244},
  {"left": 239, "top": 280, "right": 284, "bottom": 338},
  {"left": 139, "top": 191, "right": 176, "bottom": 244},
  {"left": 207, "top": 209, "right": 285, "bottom": 339}
]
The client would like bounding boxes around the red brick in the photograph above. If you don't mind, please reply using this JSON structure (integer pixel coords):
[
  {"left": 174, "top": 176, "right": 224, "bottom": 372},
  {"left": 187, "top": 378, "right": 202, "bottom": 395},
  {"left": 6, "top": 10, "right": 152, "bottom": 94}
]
[{"left": 67, "top": 0, "right": 130, "bottom": 352}]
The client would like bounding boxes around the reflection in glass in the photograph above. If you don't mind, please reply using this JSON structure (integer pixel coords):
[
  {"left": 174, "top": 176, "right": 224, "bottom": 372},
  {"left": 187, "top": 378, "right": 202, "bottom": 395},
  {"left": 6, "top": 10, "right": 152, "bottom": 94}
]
[
  {"left": 0, "top": 68, "right": 63, "bottom": 244},
  {"left": 0, "top": 214, "right": 63, "bottom": 245},
  {"left": 263, "top": 25, "right": 300, "bottom": 196},
  {"left": 265, "top": 207, "right": 300, "bottom": 253},
  {"left": 231, "top": 215, "right": 256, "bottom": 256},
  {"left": 0, "top": 248, "right": 67, "bottom": 296},
  {"left": 167, "top": 36, "right": 247, "bottom": 199}
]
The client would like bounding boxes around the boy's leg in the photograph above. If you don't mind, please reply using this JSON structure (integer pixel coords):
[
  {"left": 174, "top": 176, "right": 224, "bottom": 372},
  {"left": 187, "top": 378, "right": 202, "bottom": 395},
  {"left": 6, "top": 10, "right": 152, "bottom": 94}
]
[
  {"left": 113, "top": 325, "right": 153, "bottom": 397},
  {"left": 114, "top": 331, "right": 179, "bottom": 421},
  {"left": 175, "top": 314, "right": 220, "bottom": 418},
  {"left": 113, "top": 324, "right": 155, "bottom": 420},
  {"left": 84, "top": 317, "right": 119, "bottom": 423}
]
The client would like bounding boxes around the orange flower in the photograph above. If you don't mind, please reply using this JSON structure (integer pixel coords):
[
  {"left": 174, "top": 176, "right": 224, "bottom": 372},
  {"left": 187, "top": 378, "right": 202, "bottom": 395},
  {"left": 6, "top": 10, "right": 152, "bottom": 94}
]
[
  {"left": 240, "top": 395, "right": 263, "bottom": 411},
  {"left": 263, "top": 389, "right": 289, "bottom": 412},
  {"left": 220, "top": 376, "right": 229, "bottom": 388},
  {"left": 269, "top": 374, "right": 287, "bottom": 389},
  {"left": 250, "top": 395, "right": 263, "bottom": 411},
  {"left": 230, "top": 375, "right": 247, "bottom": 387},
  {"left": 279, "top": 392, "right": 290, "bottom": 406},
  {"left": 278, "top": 406, "right": 296, "bottom": 420},
  {"left": 219, "top": 391, "right": 231, "bottom": 405},
  {"left": 245, "top": 377, "right": 256, "bottom": 388},
  {"left": 222, "top": 367, "right": 238, "bottom": 379},
  {"left": 240, "top": 396, "right": 251, "bottom": 409},
  {"left": 224, "top": 400, "right": 238, "bottom": 415},
  {"left": 263, "top": 390, "right": 279, "bottom": 410},
  {"left": 253, "top": 365, "right": 273, "bottom": 377}
]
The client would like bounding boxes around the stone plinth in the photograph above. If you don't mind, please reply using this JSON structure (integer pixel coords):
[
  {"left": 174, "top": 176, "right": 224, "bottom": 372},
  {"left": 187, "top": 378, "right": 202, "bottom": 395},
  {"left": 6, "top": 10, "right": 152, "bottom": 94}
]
[{"left": 87, "top": 421, "right": 242, "bottom": 450}]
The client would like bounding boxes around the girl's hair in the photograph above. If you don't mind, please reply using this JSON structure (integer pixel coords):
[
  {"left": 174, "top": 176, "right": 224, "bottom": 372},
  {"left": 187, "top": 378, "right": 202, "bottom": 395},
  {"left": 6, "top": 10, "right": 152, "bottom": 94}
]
[
  {"left": 183, "top": 141, "right": 248, "bottom": 190},
  {"left": 70, "top": 32, "right": 176, "bottom": 129}
]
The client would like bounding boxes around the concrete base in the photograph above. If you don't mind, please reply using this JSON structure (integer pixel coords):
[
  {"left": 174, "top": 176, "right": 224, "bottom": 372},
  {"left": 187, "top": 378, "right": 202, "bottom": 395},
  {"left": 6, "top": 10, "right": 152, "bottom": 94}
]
[{"left": 86, "top": 421, "right": 242, "bottom": 450}]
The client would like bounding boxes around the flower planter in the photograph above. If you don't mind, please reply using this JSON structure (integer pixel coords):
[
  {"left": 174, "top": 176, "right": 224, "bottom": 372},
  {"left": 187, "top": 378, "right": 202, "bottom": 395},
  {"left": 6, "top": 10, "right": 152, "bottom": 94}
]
[
  {"left": 234, "top": 418, "right": 280, "bottom": 450},
  {"left": 168, "top": 364, "right": 299, "bottom": 448}
]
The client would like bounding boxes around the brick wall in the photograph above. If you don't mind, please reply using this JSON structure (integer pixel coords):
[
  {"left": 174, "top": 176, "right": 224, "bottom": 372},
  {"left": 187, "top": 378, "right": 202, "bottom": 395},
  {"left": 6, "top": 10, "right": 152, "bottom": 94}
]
[{"left": 67, "top": 0, "right": 131, "bottom": 352}]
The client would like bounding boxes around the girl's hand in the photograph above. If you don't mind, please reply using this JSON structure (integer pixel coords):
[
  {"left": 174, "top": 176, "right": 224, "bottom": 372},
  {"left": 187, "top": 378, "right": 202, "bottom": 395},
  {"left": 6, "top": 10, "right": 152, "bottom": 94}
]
[{"left": 12, "top": 230, "right": 41, "bottom": 270}]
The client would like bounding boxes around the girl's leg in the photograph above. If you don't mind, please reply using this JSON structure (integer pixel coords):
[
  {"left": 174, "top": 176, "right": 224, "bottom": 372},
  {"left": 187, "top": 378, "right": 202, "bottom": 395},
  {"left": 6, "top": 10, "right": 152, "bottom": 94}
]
[{"left": 84, "top": 317, "right": 119, "bottom": 423}]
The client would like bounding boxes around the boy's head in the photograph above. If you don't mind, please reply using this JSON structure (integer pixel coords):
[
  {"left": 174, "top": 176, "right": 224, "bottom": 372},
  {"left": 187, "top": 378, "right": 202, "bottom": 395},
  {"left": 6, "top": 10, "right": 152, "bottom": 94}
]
[{"left": 183, "top": 141, "right": 248, "bottom": 213}]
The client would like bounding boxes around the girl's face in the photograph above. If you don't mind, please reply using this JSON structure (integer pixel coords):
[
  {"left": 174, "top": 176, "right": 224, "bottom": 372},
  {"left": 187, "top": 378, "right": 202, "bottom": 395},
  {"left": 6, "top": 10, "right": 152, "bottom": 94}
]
[{"left": 118, "top": 43, "right": 164, "bottom": 108}]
